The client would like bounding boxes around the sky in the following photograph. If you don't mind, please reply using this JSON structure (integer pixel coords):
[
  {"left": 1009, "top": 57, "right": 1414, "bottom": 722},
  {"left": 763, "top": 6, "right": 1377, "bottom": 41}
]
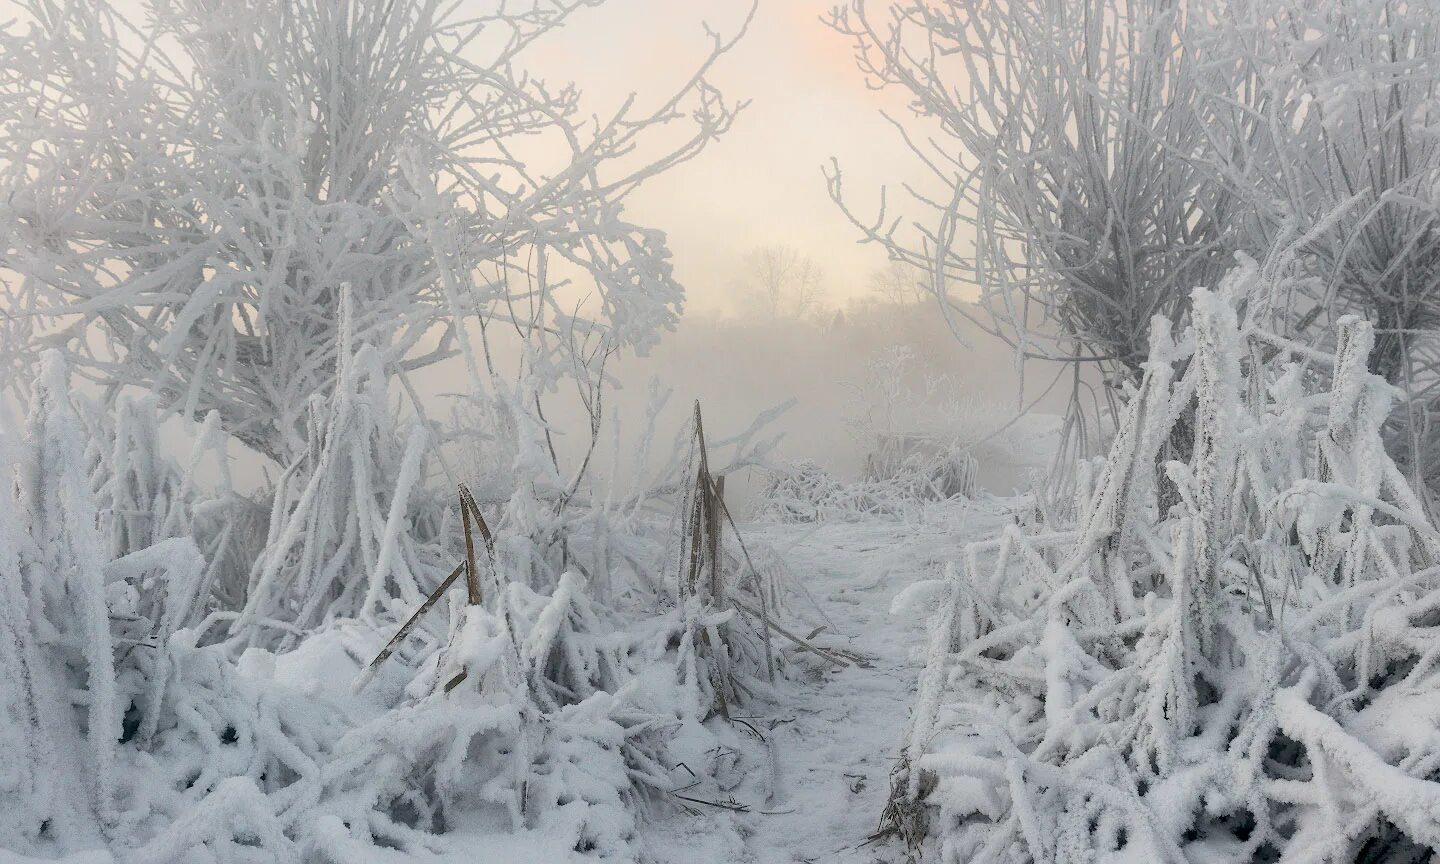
[{"left": 531, "top": 0, "right": 926, "bottom": 316}]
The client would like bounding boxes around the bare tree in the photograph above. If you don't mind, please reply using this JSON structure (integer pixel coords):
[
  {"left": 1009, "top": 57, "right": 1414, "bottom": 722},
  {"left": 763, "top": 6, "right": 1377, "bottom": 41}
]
[
  {"left": 742, "top": 244, "right": 827, "bottom": 319},
  {"left": 867, "top": 260, "right": 928, "bottom": 305}
]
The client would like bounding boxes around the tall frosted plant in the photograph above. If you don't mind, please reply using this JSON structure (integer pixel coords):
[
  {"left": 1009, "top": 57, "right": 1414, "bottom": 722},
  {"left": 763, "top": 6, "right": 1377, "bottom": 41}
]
[{"left": 0, "top": 353, "right": 212, "bottom": 852}]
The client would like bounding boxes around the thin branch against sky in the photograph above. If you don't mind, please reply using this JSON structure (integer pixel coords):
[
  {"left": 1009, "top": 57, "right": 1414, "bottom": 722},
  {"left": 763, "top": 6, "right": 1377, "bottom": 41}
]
[{"left": 528, "top": 0, "right": 931, "bottom": 315}]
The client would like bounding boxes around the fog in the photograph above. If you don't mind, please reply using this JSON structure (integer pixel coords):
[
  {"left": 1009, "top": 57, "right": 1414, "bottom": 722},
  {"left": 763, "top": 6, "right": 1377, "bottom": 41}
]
[{"left": 400, "top": 295, "right": 1068, "bottom": 514}]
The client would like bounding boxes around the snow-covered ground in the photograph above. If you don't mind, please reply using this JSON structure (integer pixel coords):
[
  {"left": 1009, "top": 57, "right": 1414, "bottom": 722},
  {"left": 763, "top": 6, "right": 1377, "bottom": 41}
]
[{"left": 643, "top": 504, "right": 1004, "bottom": 863}]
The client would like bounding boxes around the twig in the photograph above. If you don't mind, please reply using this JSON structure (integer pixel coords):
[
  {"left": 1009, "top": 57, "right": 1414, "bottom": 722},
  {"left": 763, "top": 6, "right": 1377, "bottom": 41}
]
[
  {"left": 729, "top": 596, "right": 852, "bottom": 668},
  {"left": 460, "top": 486, "right": 482, "bottom": 606},
  {"left": 671, "top": 792, "right": 750, "bottom": 813}
]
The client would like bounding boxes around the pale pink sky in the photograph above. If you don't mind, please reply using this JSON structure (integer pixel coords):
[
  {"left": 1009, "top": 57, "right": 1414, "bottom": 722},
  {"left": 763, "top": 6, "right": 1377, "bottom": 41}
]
[{"left": 533, "top": 0, "right": 930, "bottom": 316}]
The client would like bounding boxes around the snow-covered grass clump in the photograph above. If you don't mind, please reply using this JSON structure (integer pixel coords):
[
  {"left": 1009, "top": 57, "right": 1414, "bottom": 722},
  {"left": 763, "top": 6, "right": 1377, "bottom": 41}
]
[
  {"left": 0, "top": 353, "right": 787, "bottom": 862},
  {"left": 757, "top": 446, "right": 979, "bottom": 524},
  {"left": 889, "top": 264, "right": 1440, "bottom": 862}
]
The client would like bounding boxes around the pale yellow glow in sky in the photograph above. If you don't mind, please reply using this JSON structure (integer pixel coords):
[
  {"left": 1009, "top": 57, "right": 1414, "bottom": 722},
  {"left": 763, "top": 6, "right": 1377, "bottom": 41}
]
[{"left": 534, "top": 0, "right": 929, "bottom": 316}]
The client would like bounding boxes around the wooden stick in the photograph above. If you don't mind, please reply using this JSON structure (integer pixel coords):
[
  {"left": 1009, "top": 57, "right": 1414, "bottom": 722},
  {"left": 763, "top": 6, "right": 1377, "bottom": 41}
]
[
  {"left": 711, "top": 488, "right": 776, "bottom": 679},
  {"left": 457, "top": 484, "right": 497, "bottom": 556},
  {"left": 707, "top": 473, "right": 724, "bottom": 603}
]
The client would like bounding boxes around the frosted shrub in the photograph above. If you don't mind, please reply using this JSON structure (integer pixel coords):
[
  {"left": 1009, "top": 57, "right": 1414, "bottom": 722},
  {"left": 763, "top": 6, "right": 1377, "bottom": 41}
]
[
  {"left": 757, "top": 460, "right": 859, "bottom": 522},
  {"left": 231, "top": 310, "right": 440, "bottom": 648},
  {"left": 889, "top": 265, "right": 1440, "bottom": 862},
  {"left": 862, "top": 437, "right": 979, "bottom": 502},
  {"left": 757, "top": 460, "right": 918, "bottom": 522}
]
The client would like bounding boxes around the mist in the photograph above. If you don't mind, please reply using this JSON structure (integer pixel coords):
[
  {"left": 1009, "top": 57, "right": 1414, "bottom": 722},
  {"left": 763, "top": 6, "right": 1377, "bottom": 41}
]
[{"left": 400, "top": 291, "right": 1066, "bottom": 516}]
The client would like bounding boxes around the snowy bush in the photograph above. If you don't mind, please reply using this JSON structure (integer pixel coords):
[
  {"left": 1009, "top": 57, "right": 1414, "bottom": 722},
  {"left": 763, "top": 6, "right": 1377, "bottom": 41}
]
[
  {"left": 862, "top": 437, "right": 979, "bottom": 502},
  {"left": 756, "top": 460, "right": 859, "bottom": 523},
  {"left": 888, "top": 265, "right": 1440, "bottom": 862}
]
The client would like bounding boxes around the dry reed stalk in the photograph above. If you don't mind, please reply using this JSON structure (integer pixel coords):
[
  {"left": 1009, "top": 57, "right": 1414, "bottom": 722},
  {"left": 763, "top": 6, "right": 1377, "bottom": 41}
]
[
  {"left": 353, "top": 561, "right": 465, "bottom": 691},
  {"left": 354, "top": 485, "right": 499, "bottom": 691}
]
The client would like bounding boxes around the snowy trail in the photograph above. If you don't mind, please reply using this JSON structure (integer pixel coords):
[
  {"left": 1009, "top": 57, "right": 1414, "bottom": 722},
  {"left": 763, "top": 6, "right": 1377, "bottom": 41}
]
[{"left": 644, "top": 506, "right": 1002, "bottom": 864}]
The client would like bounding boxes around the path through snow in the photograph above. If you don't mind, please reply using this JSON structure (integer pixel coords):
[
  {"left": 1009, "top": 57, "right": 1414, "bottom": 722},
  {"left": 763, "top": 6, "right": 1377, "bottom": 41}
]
[{"left": 643, "top": 504, "right": 1003, "bottom": 864}]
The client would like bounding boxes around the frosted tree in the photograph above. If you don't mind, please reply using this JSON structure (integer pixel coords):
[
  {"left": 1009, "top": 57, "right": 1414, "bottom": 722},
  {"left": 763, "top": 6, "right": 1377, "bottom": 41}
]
[
  {"left": 1, "top": 0, "right": 755, "bottom": 635},
  {"left": 0, "top": 0, "right": 750, "bottom": 469},
  {"left": 825, "top": 0, "right": 1240, "bottom": 392},
  {"left": 827, "top": 0, "right": 1440, "bottom": 500},
  {"left": 868, "top": 260, "right": 929, "bottom": 306}
]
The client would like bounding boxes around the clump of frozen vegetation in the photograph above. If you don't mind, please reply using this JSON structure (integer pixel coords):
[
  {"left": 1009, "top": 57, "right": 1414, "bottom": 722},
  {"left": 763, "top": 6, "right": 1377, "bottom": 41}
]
[
  {"left": 887, "top": 264, "right": 1440, "bottom": 861},
  {"left": 757, "top": 453, "right": 976, "bottom": 523},
  {"left": 757, "top": 348, "right": 1002, "bottom": 522},
  {"left": 0, "top": 350, "right": 749, "bottom": 860},
  {"left": 0, "top": 306, "right": 789, "bottom": 864},
  {"left": 826, "top": 3, "right": 1440, "bottom": 852}
]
